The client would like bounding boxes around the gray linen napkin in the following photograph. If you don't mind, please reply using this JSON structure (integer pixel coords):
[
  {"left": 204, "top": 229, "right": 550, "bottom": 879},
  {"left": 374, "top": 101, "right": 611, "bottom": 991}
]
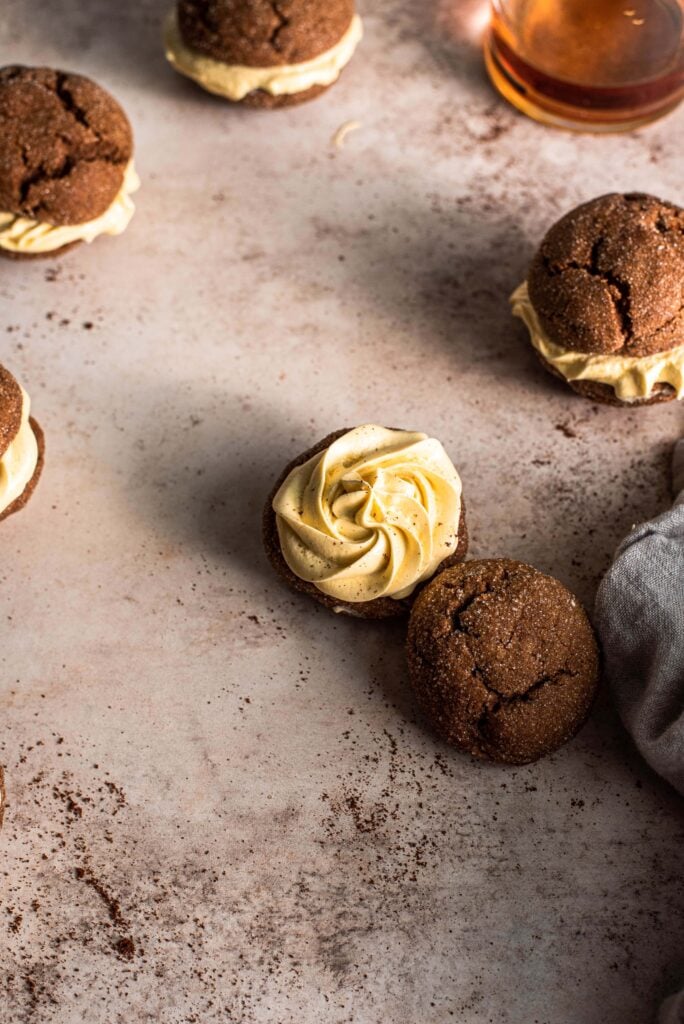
[
  {"left": 594, "top": 438, "right": 684, "bottom": 796},
  {"left": 594, "top": 439, "right": 684, "bottom": 1024},
  {"left": 659, "top": 990, "right": 684, "bottom": 1024}
]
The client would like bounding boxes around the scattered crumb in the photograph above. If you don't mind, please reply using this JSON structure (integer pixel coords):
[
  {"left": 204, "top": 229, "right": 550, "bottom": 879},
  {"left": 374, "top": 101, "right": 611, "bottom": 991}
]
[{"left": 331, "top": 120, "right": 361, "bottom": 150}]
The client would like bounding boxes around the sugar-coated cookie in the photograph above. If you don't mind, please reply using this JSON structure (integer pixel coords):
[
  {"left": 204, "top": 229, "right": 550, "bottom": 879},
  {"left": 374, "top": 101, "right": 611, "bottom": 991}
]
[
  {"left": 407, "top": 559, "right": 599, "bottom": 764},
  {"left": 0, "top": 66, "right": 139, "bottom": 258},
  {"left": 165, "top": 0, "right": 362, "bottom": 108},
  {"left": 512, "top": 193, "right": 684, "bottom": 406}
]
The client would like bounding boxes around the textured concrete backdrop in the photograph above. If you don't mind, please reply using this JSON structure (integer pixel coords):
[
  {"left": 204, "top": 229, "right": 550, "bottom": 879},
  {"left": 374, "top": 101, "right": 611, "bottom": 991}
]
[{"left": 1, "top": 1, "right": 683, "bottom": 1022}]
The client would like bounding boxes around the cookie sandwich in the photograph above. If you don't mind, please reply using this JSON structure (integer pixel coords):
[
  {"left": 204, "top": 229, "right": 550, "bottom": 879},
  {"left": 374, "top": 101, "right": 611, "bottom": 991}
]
[
  {"left": 407, "top": 559, "right": 599, "bottom": 764},
  {"left": 0, "top": 66, "right": 139, "bottom": 259},
  {"left": 264, "top": 425, "right": 468, "bottom": 618},
  {"left": 512, "top": 193, "right": 684, "bottom": 406},
  {"left": 165, "top": 0, "right": 362, "bottom": 108},
  {"left": 0, "top": 364, "right": 44, "bottom": 522}
]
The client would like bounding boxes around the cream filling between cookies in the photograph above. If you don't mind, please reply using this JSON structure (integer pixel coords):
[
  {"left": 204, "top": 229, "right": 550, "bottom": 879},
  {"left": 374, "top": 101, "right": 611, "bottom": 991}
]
[
  {"left": 164, "top": 10, "right": 363, "bottom": 100},
  {"left": 511, "top": 281, "right": 684, "bottom": 402},
  {"left": 0, "top": 161, "right": 140, "bottom": 255},
  {"left": 0, "top": 386, "right": 38, "bottom": 514},
  {"left": 272, "top": 425, "right": 462, "bottom": 603}
]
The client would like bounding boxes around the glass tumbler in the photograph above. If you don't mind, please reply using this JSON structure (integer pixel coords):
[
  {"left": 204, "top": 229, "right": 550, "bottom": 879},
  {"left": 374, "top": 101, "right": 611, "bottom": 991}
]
[{"left": 484, "top": 0, "right": 684, "bottom": 131}]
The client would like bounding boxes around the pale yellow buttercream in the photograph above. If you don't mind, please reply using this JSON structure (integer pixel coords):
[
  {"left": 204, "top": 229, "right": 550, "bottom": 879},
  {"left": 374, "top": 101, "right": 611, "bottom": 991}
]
[
  {"left": 0, "top": 161, "right": 140, "bottom": 255},
  {"left": 511, "top": 281, "right": 684, "bottom": 402},
  {"left": 0, "top": 386, "right": 38, "bottom": 514},
  {"left": 273, "top": 425, "right": 462, "bottom": 603},
  {"left": 164, "top": 9, "right": 363, "bottom": 100}
]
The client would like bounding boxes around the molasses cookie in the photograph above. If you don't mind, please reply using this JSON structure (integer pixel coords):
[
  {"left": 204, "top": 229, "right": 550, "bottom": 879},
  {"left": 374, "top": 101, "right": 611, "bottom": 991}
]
[
  {"left": 407, "top": 559, "right": 599, "bottom": 764},
  {"left": 165, "top": 0, "right": 362, "bottom": 107},
  {"left": 512, "top": 193, "right": 684, "bottom": 406},
  {"left": 0, "top": 364, "right": 45, "bottom": 522},
  {"left": 0, "top": 66, "right": 139, "bottom": 258},
  {"left": 263, "top": 425, "right": 468, "bottom": 619}
]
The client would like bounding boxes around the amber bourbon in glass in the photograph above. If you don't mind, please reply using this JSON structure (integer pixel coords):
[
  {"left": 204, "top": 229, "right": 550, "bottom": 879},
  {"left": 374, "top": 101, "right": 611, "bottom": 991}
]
[{"left": 485, "top": 0, "right": 684, "bottom": 131}]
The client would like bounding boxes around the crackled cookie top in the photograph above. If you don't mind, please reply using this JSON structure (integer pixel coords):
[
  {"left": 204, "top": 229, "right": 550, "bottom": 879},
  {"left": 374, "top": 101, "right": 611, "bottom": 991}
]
[
  {"left": 176, "top": 0, "right": 356, "bottom": 68},
  {"left": 407, "top": 559, "right": 599, "bottom": 765},
  {"left": 0, "top": 66, "right": 133, "bottom": 226},
  {"left": 527, "top": 193, "right": 684, "bottom": 358}
]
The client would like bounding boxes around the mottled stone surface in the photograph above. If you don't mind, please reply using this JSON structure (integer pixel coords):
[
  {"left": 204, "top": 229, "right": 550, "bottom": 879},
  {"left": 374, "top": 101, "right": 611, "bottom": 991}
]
[{"left": 1, "top": 1, "right": 683, "bottom": 1022}]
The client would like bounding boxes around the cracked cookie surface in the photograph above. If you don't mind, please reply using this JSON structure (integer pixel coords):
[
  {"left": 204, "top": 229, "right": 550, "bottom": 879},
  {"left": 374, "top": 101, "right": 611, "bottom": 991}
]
[
  {"left": 177, "top": 0, "right": 355, "bottom": 67},
  {"left": 528, "top": 193, "right": 684, "bottom": 358},
  {"left": 0, "top": 66, "right": 132, "bottom": 226},
  {"left": 407, "top": 559, "right": 599, "bottom": 764}
]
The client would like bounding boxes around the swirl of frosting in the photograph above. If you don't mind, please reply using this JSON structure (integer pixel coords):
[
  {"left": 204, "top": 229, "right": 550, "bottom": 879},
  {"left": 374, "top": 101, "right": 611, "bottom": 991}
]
[{"left": 273, "top": 425, "right": 462, "bottom": 603}]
